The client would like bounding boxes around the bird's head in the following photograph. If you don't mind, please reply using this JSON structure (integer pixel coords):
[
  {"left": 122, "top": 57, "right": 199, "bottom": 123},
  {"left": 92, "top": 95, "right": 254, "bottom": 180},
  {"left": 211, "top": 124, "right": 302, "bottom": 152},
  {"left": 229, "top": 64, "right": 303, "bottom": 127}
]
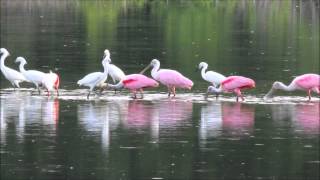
[
  {"left": 198, "top": 62, "right": 208, "bottom": 70},
  {"left": 207, "top": 86, "right": 218, "bottom": 93},
  {"left": 15, "top": 57, "right": 27, "bottom": 64},
  {"left": 150, "top": 59, "right": 160, "bottom": 67},
  {"left": 103, "top": 49, "right": 110, "bottom": 58},
  {"left": 0, "top": 48, "right": 9, "bottom": 56},
  {"left": 272, "top": 81, "right": 282, "bottom": 89}
]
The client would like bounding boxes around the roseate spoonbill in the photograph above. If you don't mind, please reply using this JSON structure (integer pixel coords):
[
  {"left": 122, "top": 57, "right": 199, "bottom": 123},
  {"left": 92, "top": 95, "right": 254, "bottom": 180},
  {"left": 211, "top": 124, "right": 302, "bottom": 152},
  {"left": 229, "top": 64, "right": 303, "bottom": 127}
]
[
  {"left": 102, "top": 74, "right": 159, "bottom": 99},
  {"left": 264, "top": 74, "right": 320, "bottom": 101},
  {"left": 140, "top": 59, "right": 193, "bottom": 97},
  {"left": 42, "top": 71, "right": 60, "bottom": 96},
  {"left": 15, "top": 57, "right": 46, "bottom": 94},
  {"left": 0, "top": 48, "right": 28, "bottom": 89},
  {"left": 77, "top": 49, "right": 111, "bottom": 99},
  {"left": 198, "top": 62, "right": 226, "bottom": 87},
  {"left": 207, "top": 76, "right": 255, "bottom": 102}
]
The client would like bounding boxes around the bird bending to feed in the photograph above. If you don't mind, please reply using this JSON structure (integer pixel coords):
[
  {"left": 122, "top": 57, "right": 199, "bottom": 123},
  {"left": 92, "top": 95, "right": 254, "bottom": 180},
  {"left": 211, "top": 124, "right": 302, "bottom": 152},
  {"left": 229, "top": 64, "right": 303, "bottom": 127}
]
[
  {"left": 102, "top": 74, "right": 159, "bottom": 99},
  {"left": 207, "top": 76, "right": 255, "bottom": 102},
  {"left": 198, "top": 62, "right": 226, "bottom": 87},
  {"left": 140, "top": 59, "right": 193, "bottom": 97},
  {"left": 0, "top": 48, "right": 28, "bottom": 89},
  {"left": 264, "top": 74, "right": 320, "bottom": 101},
  {"left": 42, "top": 71, "right": 60, "bottom": 96},
  {"left": 15, "top": 57, "right": 46, "bottom": 94},
  {"left": 77, "top": 49, "right": 111, "bottom": 99}
]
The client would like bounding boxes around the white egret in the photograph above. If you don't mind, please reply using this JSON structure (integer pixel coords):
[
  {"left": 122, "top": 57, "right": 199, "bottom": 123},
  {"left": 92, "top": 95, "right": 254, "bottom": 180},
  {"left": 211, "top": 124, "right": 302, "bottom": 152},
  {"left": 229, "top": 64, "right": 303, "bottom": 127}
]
[
  {"left": 0, "top": 48, "right": 28, "bottom": 89},
  {"left": 15, "top": 57, "right": 46, "bottom": 94},
  {"left": 77, "top": 49, "right": 111, "bottom": 99}
]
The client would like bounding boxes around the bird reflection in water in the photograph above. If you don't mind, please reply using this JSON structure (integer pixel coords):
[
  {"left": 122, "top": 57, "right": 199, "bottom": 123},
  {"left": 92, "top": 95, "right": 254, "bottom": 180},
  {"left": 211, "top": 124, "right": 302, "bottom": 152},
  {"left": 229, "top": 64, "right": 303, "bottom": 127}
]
[
  {"left": 119, "top": 100, "right": 193, "bottom": 141},
  {"left": 0, "top": 95, "right": 60, "bottom": 144},
  {"left": 77, "top": 102, "right": 111, "bottom": 152},
  {"left": 199, "top": 102, "right": 255, "bottom": 146},
  {"left": 270, "top": 102, "right": 319, "bottom": 134}
]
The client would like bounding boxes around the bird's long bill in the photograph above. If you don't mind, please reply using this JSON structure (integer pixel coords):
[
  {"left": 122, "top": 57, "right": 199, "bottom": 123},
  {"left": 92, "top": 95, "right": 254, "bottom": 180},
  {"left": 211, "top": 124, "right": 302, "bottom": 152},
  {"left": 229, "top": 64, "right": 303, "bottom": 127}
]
[
  {"left": 139, "top": 64, "right": 151, "bottom": 74},
  {"left": 264, "top": 88, "right": 276, "bottom": 99}
]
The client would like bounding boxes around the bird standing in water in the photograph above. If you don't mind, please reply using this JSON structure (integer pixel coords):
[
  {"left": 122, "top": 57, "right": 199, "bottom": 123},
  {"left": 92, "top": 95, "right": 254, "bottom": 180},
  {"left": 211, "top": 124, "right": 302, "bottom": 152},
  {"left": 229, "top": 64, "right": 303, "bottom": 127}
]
[
  {"left": 207, "top": 76, "right": 255, "bottom": 102},
  {"left": 77, "top": 49, "right": 111, "bottom": 99},
  {"left": 102, "top": 74, "right": 159, "bottom": 99},
  {"left": 140, "top": 59, "right": 193, "bottom": 97},
  {"left": 264, "top": 74, "right": 320, "bottom": 101},
  {"left": 0, "top": 48, "right": 28, "bottom": 89},
  {"left": 15, "top": 56, "right": 46, "bottom": 94}
]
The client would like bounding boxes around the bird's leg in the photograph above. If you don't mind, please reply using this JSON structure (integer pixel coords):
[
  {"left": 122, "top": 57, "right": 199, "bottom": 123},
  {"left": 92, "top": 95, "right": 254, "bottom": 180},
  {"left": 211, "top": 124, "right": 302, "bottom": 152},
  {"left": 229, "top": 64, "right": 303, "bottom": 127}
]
[
  {"left": 46, "top": 88, "right": 50, "bottom": 96},
  {"left": 56, "top": 88, "right": 59, "bottom": 96},
  {"left": 308, "top": 89, "right": 311, "bottom": 101},
  {"left": 99, "top": 88, "right": 104, "bottom": 96},
  {"left": 172, "top": 86, "right": 176, "bottom": 97},
  {"left": 234, "top": 89, "right": 244, "bottom": 102},
  {"left": 38, "top": 86, "right": 41, "bottom": 95},
  {"left": 87, "top": 90, "right": 91, "bottom": 100},
  {"left": 139, "top": 89, "right": 144, "bottom": 99},
  {"left": 167, "top": 86, "right": 171, "bottom": 97}
]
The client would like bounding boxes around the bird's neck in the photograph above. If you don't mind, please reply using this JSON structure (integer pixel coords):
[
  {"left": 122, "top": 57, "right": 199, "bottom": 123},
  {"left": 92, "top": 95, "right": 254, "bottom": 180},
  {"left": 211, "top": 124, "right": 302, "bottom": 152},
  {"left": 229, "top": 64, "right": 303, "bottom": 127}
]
[
  {"left": 18, "top": 62, "right": 27, "bottom": 73},
  {"left": 276, "top": 82, "right": 295, "bottom": 91},
  {"left": 201, "top": 66, "right": 207, "bottom": 79},
  {"left": 151, "top": 63, "right": 160, "bottom": 79},
  {"left": 0, "top": 52, "right": 9, "bottom": 69},
  {"left": 103, "top": 62, "right": 109, "bottom": 74}
]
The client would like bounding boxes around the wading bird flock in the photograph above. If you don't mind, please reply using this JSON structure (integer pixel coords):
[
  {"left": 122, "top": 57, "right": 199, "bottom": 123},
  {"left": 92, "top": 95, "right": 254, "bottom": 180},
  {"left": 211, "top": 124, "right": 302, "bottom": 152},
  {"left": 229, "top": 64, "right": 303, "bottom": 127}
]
[{"left": 1, "top": 48, "right": 319, "bottom": 101}]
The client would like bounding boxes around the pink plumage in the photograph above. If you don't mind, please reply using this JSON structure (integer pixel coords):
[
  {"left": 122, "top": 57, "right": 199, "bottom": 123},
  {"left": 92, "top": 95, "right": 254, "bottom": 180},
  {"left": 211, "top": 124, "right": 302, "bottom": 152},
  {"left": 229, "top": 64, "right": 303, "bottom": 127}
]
[
  {"left": 154, "top": 69, "right": 193, "bottom": 90},
  {"left": 122, "top": 74, "right": 159, "bottom": 90},
  {"left": 293, "top": 74, "right": 320, "bottom": 90},
  {"left": 221, "top": 76, "right": 255, "bottom": 92},
  {"left": 264, "top": 73, "right": 320, "bottom": 101},
  {"left": 147, "top": 59, "right": 193, "bottom": 97}
]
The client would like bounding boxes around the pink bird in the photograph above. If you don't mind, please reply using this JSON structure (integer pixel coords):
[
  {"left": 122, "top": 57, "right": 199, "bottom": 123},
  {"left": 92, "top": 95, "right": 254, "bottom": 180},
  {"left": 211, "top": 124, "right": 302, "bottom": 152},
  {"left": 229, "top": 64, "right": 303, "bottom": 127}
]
[
  {"left": 103, "top": 74, "right": 159, "bottom": 99},
  {"left": 264, "top": 74, "right": 320, "bottom": 101},
  {"left": 42, "top": 71, "right": 60, "bottom": 96},
  {"left": 140, "top": 59, "right": 193, "bottom": 97},
  {"left": 207, "top": 76, "right": 255, "bottom": 101}
]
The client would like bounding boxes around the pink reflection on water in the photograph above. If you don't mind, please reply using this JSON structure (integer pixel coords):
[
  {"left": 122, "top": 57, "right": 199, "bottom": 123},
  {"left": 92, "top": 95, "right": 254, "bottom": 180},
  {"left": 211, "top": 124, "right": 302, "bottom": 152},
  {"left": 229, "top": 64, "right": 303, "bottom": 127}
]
[
  {"left": 125, "top": 101, "right": 154, "bottom": 128},
  {"left": 293, "top": 102, "right": 319, "bottom": 134},
  {"left": 222, "top": 102, "right": 255, "bottom": 134}
]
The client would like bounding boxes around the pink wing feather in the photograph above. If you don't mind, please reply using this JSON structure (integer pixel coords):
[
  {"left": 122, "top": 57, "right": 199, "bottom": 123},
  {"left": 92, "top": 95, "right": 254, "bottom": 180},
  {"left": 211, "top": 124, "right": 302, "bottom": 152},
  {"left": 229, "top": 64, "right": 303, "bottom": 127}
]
[
  {"left": 294, "top": 74, "right": 320, "bottom": 90},
  {"left": 156, "top": 69, "right": 193, "bottom": 89},
  {"left": 222, "top": 76, "right": 255, "bottom": 91}
]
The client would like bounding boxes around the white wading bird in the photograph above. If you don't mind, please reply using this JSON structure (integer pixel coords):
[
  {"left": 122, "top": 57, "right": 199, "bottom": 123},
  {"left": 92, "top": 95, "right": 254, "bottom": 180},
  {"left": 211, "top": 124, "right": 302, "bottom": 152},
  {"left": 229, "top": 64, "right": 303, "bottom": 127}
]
[
  {"left": 15, "top": 57, "right": 46, "bottom": 94},
  {"left": 198, "top": 62, "right": 226, "bottom": 99},
  {"left": 198, "top": 62, "right": 226, "bottom": 87},
  {"left": 0, "top": 48, "right": 28, "bottom": 89},
  {"left": 108, "top": 63, "right": 126, "bottom": 93},
  {"left": 77, "top": 49, "right": 111, "bottom": 99}
]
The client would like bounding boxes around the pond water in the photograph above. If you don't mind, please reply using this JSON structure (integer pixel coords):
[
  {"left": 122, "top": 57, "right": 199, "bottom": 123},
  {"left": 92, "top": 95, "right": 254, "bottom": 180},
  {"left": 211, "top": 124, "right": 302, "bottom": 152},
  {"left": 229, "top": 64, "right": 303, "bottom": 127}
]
[{"left": 1, "top": 0, "right": 319, "bottom": 179}]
